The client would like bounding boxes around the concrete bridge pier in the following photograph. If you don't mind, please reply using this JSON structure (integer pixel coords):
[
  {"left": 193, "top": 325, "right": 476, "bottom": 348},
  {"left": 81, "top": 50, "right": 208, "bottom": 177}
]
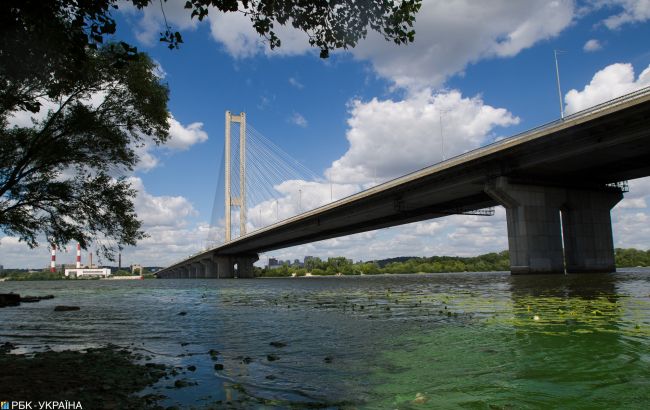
[
  {"left": 486, "top": 177, "right": 624, "bottom": 275},
  {"left": 181, "top": 266, "right": 190, "bottom": 279},
  {"left": 234, "top": 254, "right": 259, "bottom": 278},
  {"left": 214, "top": 254, "right": 258, "bottom": 278},
  {"left": 201, "top": 258, "right": 217, "bottom": 278},
  {"left": 562, "top": 189, "right": 622, "bottom": 273},
  {"left": 215, "top": 256, "right": 234, "bottom": 278},
  {"left": 486, "top": 177, "right": 565, "bottom": 274},
  {"left": 193, "top": 262, "right": 205, "bottom": 279}
]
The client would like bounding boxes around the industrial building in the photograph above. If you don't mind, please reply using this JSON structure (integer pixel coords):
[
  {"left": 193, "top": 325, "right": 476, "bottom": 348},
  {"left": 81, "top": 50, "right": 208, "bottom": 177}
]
[{"left": 64, "top": 268, "right": 111, "bottom": 278}]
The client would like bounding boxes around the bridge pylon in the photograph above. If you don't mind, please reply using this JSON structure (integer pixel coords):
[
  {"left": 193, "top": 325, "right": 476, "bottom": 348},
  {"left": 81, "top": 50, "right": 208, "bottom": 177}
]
[{"left": 225, "top": 111, "right": 246, "bottom": 242}]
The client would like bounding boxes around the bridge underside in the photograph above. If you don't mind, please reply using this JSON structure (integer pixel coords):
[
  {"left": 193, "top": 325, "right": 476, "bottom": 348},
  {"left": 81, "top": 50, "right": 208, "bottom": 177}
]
[{"left": 160, "top": 254, "right": 258, "bottom": 279}]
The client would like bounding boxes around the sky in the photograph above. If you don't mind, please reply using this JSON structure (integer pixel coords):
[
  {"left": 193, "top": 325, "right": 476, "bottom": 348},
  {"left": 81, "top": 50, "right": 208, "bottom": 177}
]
[{"left": 2, "top": 0, "right": 650, "bottom": 269}]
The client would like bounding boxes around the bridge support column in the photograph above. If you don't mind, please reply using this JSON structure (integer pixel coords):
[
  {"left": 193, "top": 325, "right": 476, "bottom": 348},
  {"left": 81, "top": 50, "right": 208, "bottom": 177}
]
[
  {"left": 215, "top": 256, "right": 234, "bottom": 278},
  {"left": 562, "top": 189, "right": 622, "bottom": 273},
  {"left": 234, "top": 254, "right": 259, "bottom": 278},
  {"left": 182, "top": 266, "right": 190, "bottom": 279},
  {"left": 214, "top": 254, "right": 258, "bottom": 278},
  {"left": 201, "top": 258, "right": 217, "bottom": 278},
  {"left": 486, "top": 177, "right": 566, "bottom": 274},
  {"left": 193, "top": 262, "right": 205, "bottom": 279}
]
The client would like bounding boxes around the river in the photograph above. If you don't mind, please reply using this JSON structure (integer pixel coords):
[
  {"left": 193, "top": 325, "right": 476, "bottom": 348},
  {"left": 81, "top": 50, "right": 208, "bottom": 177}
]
[{"left": 1, "top": 270, "right": 649, "bottom": 408}]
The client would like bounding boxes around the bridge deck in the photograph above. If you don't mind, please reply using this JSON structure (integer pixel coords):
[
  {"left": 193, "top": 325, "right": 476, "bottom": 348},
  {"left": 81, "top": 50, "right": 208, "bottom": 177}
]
[{"left": 163, "top": 87, "right": 650, "bottom": 271}]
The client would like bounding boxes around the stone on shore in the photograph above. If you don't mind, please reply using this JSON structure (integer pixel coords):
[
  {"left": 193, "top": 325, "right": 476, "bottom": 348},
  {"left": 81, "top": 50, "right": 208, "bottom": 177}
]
[
  {"left": 54, "top": 305, "right": 80, "bottom": 311},
  {"left": 20, "top": 295, "right": 55, "bottom": 303},
  {"left": 0, "top": 293, "right": 21, "bottom": 308}
]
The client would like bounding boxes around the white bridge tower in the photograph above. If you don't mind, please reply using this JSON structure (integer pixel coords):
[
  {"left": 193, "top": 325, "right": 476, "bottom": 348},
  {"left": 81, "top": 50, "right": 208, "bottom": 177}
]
[{"left": 224, "top": 111, "right": 246, "bottom": 242}]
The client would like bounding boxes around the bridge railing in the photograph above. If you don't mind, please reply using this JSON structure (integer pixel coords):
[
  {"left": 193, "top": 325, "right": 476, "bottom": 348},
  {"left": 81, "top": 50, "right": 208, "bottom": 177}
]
[{"left": 375, "top": 85, "right": 650, "bottom": 194}]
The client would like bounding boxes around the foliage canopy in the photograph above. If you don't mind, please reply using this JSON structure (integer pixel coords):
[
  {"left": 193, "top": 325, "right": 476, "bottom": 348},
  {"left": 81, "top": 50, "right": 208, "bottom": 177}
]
[
  {"left": 0, "top": 45, "right": 169, "bottom": 259},
  {"left": 0, "top": 0, "right": 420, "bottom": 258}
]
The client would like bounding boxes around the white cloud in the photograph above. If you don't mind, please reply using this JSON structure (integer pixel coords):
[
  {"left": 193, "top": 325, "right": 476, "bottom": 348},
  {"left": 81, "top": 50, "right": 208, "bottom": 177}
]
[
  {"left": 583, "top": 39, "right": 602, "bottom": 51},
  {"left": 134, "top": 145, "right": 160, "bottom": 172},
  {"left": 195, "top": 0, "right": 574, "bottom": 90},
  {"left": 325, "top": 89, "right": 519, "bottom": 184},
  {"left": 127, "top": 177, "right": 197, "bottom": 228},
  {"left": 597, "top": 0, "right": 650, "bottom": 29},
  {"left": 264, "top": 208, "right": 509, "bottom": 263},
  {"left": 7, "top": 98, "right": 58, "bottom": 128},
  {"left": 350, "top": 0, "right": 574, "bottom": 90},
  {"left": 152, "top": 59, "right": 167, "bottom": 78},
  {"left": 243, "top": 179, "right": 361, "bottom": 233},
  {"left": 208, "top": 11, "right": 311, "bottom": 58},
  {"left": 165, "top": 116, "right": 209, "bottom": 150},
  {"left": 289, "top": 112, "right": 308, "bottom": 127},
  {"left": 613, "top": 189, "right": 650, "bottom": 250},
  {"left": 618, "top": 178, "right": 650, "bottom": 208},
  {"left": 119, "top": 0, "right": 199, "bottom": 46},
  {"left": 564, "top": 62, "right": 650, "bottom": 114},
  {"left": 288, "top": 77, "right": 304, "bottom": 89},
  {"left": 132, "top": 116, "right": 209, "bottom": 172}
]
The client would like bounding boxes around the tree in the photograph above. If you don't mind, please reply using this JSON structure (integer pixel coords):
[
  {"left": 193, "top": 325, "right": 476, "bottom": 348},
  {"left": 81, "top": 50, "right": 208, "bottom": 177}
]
[
  {"left": 0, "top": 45, "right": 169, "bottom": 260},
  {"left": 2, "top": 0, "right": 421, "bottom": 113},
  {"left": 183, "top": 0, "right": 421, "bottom": 57},
  {"left": 0, "top": 0, "right": 420, "bottom": 258}
]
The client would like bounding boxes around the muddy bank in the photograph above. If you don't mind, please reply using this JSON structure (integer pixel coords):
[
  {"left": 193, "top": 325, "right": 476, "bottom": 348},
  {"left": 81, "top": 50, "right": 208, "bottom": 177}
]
[{"left": 0, "top": 344, "right": 171, "bottom": 410}]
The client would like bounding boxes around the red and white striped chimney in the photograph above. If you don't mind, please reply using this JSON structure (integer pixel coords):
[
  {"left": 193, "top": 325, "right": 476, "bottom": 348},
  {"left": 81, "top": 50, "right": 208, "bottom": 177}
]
[
  {"left": 76, "top": 243, "right": 81, "bottom": 268},
  {"left": 50, "top": 244, "right": 56, "bottom": 272}
]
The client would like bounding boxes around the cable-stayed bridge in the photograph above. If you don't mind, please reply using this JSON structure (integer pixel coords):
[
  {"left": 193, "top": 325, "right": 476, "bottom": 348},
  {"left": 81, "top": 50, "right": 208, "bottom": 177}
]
[{"left": 157, "top": 87, "right": 650, "bottom": 278}]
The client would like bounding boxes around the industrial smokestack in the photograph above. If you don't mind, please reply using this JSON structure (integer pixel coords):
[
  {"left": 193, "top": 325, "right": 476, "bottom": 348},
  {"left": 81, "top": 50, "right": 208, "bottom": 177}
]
[
  {"left": 89, "top": 251, "right": 93, "bottom": 269},
  {"left": 50, "top": 245, "right": 56, "bottom": 272},
  {"left": 76, "top": 243, "right": 81, "bottom": 268}
]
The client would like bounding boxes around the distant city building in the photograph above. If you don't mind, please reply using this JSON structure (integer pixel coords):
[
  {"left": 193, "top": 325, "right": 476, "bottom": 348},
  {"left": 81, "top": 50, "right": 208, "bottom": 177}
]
[{"left": 65, "top": 268, "right": 111, "bottom": 278}]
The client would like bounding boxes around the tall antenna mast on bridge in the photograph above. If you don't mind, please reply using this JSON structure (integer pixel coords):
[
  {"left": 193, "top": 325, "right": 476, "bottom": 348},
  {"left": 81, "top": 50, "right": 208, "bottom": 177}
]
[
  {"left": 554, "top": 49, "right": 566, "bottom": 119},
  {"left": 224, "top": 111, "right": 246, "bottom": 242}
]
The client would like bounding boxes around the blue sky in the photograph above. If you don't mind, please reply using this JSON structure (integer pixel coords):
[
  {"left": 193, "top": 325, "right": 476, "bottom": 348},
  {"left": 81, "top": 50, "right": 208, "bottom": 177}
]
[{"left": 2, "top": 0, "right": 650, "bottom": 268}]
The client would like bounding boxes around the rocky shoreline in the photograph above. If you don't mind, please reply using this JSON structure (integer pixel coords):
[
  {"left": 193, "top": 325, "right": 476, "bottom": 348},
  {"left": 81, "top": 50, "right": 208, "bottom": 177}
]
[
  {"left": 0, "top": 343, "right": 172, "bottom": 409},
  {"left": 0, "top": 293, "right": 55, "bottom": 307}
]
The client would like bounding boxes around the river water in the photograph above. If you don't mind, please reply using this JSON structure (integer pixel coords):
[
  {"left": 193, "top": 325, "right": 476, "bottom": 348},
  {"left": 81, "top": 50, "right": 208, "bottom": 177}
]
[{"left": 1, "top": 270, "right": 649, "bottom": 408}]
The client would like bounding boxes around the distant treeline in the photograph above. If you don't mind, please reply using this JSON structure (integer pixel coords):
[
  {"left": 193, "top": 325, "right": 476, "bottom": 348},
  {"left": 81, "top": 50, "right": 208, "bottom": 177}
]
[
  {"left": 260, "top": 251, "right": 511, "bottom": 277},
  {"left": 0, "top": 271, "right": 66, "bottom": 281},
  {"left": 615, "top": 248, "right": 650, "bottom": 267},
  {"left": 260, "top": 248, "right": 650, "bottom": 277}
]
